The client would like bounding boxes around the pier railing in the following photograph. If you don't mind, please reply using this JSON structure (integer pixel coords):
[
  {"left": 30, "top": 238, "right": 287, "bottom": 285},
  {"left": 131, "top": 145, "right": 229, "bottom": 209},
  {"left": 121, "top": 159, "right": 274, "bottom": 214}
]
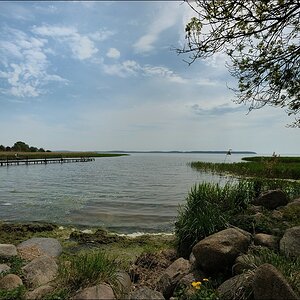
[{"left": 0, "top": 157, "right": 95, "bottom": 167}]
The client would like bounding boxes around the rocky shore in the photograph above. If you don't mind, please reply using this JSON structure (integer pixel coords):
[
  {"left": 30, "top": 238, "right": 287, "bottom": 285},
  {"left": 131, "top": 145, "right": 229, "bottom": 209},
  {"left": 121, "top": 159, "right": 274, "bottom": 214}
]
[{"left": 0, "top": 190, "right": 300, "bottom": 299}]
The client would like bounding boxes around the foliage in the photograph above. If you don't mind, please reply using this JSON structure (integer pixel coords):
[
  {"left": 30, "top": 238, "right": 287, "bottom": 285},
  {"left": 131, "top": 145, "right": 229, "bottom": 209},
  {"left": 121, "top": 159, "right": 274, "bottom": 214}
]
[
  {"left": 190, "top": 158, "right": 300, "bottom": 180},
  {"left": 57, "top": 250, "right": 119, "bottom": 295},
  {"left": 0, "top": 286, "right": 25, "bottom": 300},
  {"left": 175, "top": 181, "right": 253, "bottom": 257},
  {"left": 174, "top": 279, "right": 219, "bottom": 300},
  {"left": 179, "top": 0, "right": 300, "bottom": 126},
  {"left": 245, "top": 247, "right": 300, "bottom": 295},
  {"left": 0, "top": 141, "right": 51, "bottom": 153}
]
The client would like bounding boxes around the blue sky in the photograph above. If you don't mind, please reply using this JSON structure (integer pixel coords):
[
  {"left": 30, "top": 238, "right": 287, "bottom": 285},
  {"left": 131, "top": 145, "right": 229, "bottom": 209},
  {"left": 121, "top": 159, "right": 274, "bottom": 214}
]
[{"left": 0, "top": 1, "right": 299, "bottom": 154}]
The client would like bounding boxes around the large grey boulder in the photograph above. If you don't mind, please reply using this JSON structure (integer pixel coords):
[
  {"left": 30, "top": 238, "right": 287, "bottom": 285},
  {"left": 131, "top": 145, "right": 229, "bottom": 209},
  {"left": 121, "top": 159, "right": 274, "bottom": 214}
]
[
  {"left": 253, "top": 263, "right": 299, "bottom": 300},
  {"left": 254, "top": 233, "right": 279, "bottom": 250},
  {"left": 0, "top": 274, "right": 23, "bottom": 290},
  {"left": 22, "top": 255, "right": 58, "bottom": 288},
  {"left": 130, "top": 287, "right": 165, "bottom": 299},
  {"left": 192, "top": 228, "right": 251, "bottom": 273},
  {"left": 156, "top": 257, "right": 191, "bottom": 299},
  {"left": 73, "top": 283, "right": 116, "bottom": 300},
  {"left": 217, "top": 273, "right": 254, "bottom": 300},
  {"left": 280, "top": 226, "right": 300, "bottom": 257},
  {"left": 17, "top": 237, "right": 62, "bottom": 260},
  {"left": 0, "top": 244, "right": 17, "bottom": 258},
  {"left": 252, "top": 190, "right": 288, "bottom": 210}
]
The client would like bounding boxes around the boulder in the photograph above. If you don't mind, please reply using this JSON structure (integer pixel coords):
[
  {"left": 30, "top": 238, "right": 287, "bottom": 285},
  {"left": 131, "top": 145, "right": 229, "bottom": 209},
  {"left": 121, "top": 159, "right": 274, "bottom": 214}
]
[
  {"left": 115, "top": 270, "right": 131, "bottom": 298},
  {"left": 0, "top": 244, "right": 18, "bottom": 258},
  {"left": 17, "top": 238, "right": 62, "bottom": 260},
  {"left": 253, "top": 263, "right": 299, "bottom": 300},
  {"left": 73, "top": 283, "right": 116, "bottom": 300},
  {"left": 192, "top": 228, "right": 251, "bottom": 273},
  {"left": 22, "top": 255, "right": 58, "bottom": 288},
  {"left": 286, "top": 198, "right": 300, "bottom": 209},
  {"left": 0, "top": 274, "right": 23, "bottom": 290},
  {"left": 232, "top": 254, "right": 254, "bottom": 275},
  {"left": 254, "top": 233, "right": 279, "bottom": 250},
  {"left": 280, "top": 226, "right": 300, "bottom": 257},
  {"left": 130, "top": 287, "right": 165, "bottom": 299},
  {"left": 156, "top": 257, "right": 191, "bottom": 299},
  {"left": 0, "top": 263, "right": 11, "bottom": 274},
  {"left": 217, "top": 273, "right": 254, "bottom": 300},
  {"left": 25, "top": 284, "right": 54, "bottom": 300},
  {"left": 252, "top": 190, "right": 288, "bottom": 210}
]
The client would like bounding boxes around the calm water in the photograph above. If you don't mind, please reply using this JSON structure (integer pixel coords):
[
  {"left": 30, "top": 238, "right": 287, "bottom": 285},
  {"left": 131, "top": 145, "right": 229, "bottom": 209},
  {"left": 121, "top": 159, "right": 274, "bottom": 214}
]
[{"left": 0, "top": 153, "right": 251, "bottom": 233}]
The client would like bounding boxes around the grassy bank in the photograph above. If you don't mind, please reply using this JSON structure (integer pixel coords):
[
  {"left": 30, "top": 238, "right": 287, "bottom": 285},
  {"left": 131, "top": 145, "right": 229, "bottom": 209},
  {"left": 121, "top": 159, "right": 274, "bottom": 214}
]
[
  {"left": 0, "top": 151, "right": 127, "bottom": 160},
  {"left": 190, "top": 156, "right": 300, "bottom": 180}
]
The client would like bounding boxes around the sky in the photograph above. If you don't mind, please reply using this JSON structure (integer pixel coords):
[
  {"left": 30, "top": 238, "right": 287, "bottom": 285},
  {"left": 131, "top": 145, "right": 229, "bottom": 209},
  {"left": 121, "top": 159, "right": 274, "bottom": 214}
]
[{"left": 0, "top": 1, "right": 299, "bottom": 154}]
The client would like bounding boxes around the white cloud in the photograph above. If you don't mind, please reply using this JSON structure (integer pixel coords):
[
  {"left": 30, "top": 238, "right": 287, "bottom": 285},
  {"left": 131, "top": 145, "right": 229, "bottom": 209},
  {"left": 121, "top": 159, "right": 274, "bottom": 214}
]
[
  {"left": 102, "top": 59, "right": 187, "bottom": 84},
  {"left": 0, "top": 28, "right": 69, "bottom": 98},
  {"left": 32, "top": 25, "right": 99, "bottom": 60},
  {"left": 106, "top": 48, "right": 120, "bottom": 59},
  {"left": 89, "top": 29, "right": 115, "bottom": 42},
  {"left": 133, "top": 3, "right": 181, "bottom": 53}
]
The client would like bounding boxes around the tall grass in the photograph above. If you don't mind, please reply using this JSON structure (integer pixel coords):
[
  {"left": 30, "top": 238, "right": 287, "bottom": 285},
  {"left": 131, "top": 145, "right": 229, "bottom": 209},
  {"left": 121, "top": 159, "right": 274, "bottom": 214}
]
[
  {"left": 244, "top": 247, "right": 300, "bottom": 295},
  {"left": 190, "top": 158, "right": 300, "bottom": 180},
  {"left": 175, "top": 181, "right": 253, "bottom": 257},
  {"left": 57, "top": 250, "right": 119, "bottom": 297},
  {"left": 175, "top": 178, "right": 300, "bottom": 257}
]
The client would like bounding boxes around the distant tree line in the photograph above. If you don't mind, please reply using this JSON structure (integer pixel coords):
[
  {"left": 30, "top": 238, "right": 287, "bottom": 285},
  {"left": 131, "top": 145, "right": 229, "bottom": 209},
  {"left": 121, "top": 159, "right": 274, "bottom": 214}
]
[{"left": 0, "top": 141, "right": 51, "bottom": 152}]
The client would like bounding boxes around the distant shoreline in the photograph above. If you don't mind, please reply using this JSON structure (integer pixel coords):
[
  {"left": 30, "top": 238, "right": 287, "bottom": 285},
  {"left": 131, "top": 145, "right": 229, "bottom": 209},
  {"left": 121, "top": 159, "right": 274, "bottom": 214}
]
[{"left": 106, "top": 150, "right": 257, "bottom": 154}]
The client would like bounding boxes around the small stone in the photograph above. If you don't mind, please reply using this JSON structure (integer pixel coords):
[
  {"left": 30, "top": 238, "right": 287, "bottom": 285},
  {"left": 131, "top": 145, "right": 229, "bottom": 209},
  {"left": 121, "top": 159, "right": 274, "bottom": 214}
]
[
  {"left": 0, "top": 264, "right": 11, "bottom": 274},
  {"left": 254, "top": 233, "right": 279, "bottom": 250},
  {"left": 25, "top": 285, "right": 54, "bottom": 300},
  {"left": 0, "top": 274, "right": 23, "bottom": 290},
  {"left": 73, "top": 283, "right": 116, "bottom": 300},
  {"left": 0, "top": 244, "right": 18, "bottom": 258}
]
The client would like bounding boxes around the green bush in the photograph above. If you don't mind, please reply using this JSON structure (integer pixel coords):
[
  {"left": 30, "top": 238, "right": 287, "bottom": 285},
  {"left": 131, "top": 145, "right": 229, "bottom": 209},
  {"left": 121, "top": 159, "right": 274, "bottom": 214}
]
[{"left": 175, "top": 181, "right": 253, "bottom": 257}]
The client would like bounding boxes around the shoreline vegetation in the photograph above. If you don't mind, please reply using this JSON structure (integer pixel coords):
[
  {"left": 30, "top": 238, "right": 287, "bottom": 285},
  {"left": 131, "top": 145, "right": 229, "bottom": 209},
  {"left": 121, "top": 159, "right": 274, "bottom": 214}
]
[
  {"left": 190, "top": 156, "right": 300, "bottom": 180},
  {"left": 0, "top": 155, "right": 300, "bottom": 299},
  {"left": 0, "top": 151, "right": 127, "bottom": 160}
]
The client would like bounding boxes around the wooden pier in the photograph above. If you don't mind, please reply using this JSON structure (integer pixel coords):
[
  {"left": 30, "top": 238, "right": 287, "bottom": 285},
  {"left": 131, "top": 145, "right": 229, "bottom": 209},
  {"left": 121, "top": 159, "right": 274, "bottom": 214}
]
[{"left": 0, "top": 157, "right": 95, "bottom": 167}]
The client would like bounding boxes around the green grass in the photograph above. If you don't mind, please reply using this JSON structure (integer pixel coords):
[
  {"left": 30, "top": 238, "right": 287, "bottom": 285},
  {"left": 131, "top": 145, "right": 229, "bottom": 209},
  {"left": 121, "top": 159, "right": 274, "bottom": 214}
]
[
  {"left": 56, "top": 250, "right": 119, "bottom": 297},
  {"left": 244, "top": 247, "right": 300, "bottom": 295},
  {"left": 175, "top": 181, "right": 253, "bottom": 257},
  {"left": 0, "top": 151, "right": 127, "bottom": 160},
  {"left": 190, "top": 156, "right": 300, "bottom": 180},
  {"left": 0, "top": 286, "right": 25, "bottom": 300},
  {"left": 175, "top": 178, "right": 300, "bottom": 257}
]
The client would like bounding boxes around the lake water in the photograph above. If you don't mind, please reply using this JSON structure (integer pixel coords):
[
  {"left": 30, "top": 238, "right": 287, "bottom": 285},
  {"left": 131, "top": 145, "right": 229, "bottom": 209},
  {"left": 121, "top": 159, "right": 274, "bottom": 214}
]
[{"left": 0, "top": 153, "right": 252, "bottom": 233}]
